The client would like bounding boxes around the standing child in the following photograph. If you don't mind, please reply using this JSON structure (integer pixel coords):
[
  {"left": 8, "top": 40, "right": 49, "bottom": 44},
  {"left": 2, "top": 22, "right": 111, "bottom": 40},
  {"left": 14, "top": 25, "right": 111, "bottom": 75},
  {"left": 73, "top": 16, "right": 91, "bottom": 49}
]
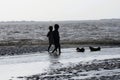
[
  {"left": 52, "top": 24, "right": 61, "bottom": 55},
  {"left": 47, "top": 26, "right": 54, "bottom": 52}
]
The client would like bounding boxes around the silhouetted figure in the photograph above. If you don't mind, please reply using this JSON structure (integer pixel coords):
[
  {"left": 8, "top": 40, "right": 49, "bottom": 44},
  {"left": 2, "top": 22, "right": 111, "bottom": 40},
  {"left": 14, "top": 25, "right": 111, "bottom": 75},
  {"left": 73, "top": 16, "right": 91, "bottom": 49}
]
[
  {"left": 76, "top": 47, "right": 85, "bottom": 52},
  {"left": 52, "top": 24, "right": 61, "bottom": 55},
  {"left": 89, "top": 46, "right": 101, "bottom": 51},
  {"left": 47, "top": 26, "right": 54, "bottom": 52}
]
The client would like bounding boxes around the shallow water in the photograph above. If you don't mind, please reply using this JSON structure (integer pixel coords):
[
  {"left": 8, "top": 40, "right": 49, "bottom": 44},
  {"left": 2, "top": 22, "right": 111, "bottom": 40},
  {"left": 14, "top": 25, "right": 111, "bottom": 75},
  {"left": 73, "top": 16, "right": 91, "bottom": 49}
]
[{"left": 0, "top": 47, "right": 120, "bottom": 80}]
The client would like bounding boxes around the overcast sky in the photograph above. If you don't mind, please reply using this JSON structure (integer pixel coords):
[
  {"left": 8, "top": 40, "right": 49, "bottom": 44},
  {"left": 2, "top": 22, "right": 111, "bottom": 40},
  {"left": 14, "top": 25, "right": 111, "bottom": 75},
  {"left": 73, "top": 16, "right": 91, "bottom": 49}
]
[{"left": 0, "top": 0, "right": 120, "bottom": 21}]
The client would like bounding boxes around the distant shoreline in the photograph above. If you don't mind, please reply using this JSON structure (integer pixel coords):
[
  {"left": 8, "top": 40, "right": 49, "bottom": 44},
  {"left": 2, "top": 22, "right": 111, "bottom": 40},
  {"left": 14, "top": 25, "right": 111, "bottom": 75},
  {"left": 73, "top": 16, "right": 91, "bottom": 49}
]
[{"left": 0, "top": 18, "right": 120, "bottom": 23}]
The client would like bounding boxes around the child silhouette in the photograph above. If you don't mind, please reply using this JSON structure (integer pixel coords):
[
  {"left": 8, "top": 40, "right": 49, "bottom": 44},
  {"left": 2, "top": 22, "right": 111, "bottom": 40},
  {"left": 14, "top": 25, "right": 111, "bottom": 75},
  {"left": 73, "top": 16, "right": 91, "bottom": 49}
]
[
  {"left": 52, "top": 24, "right": 61, "bottom": 55},
  {"left": 47, "top": 26, "right": 54, "bottom": 52}
]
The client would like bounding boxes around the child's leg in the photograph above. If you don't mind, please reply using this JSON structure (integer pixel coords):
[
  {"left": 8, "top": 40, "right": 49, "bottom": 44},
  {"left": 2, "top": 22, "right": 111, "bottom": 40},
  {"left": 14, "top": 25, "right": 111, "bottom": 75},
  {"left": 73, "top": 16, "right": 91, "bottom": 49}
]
[
  {"left": 48, "top": 44, "right": 52, "bottom": 52},
  {"left": 52, "top": 44, "right": 58, "bottom": 53},
  {"left": 58, "top": 44, "right": 61, "bottom": 55},
  {"left": 52, "top": 47, "right": 57, "bottom": 53}
]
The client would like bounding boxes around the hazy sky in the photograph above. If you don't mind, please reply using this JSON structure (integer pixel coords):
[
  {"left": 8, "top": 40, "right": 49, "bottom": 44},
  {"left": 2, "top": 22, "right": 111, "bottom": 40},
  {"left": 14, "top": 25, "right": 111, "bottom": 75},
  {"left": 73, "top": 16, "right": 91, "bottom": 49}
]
[{"left": 0, "top": 0, "right": 120, "bottom": 21}]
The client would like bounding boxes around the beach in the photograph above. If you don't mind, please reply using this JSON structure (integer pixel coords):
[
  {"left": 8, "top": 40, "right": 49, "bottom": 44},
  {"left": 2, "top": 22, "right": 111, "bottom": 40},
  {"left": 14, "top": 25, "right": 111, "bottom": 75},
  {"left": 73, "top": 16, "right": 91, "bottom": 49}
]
[
  {"left": 0, "top": 46, "right": 120, "bottom": 80},
  {"left": 0, "top": 20, "right": 120, "bottom": 80}
]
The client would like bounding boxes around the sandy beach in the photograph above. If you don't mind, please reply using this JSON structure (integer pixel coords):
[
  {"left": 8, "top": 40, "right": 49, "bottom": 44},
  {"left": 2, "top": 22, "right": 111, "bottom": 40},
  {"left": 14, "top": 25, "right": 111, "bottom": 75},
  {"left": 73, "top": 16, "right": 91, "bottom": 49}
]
[
  {"left": 21, "top": 58, "right": 120, "bottom": 80},
  {"left": 0, "top": 46, "right": 120, "bottom": 80},
  {"left": 0, "top": 20, "right": 120, "bottom": 80}
]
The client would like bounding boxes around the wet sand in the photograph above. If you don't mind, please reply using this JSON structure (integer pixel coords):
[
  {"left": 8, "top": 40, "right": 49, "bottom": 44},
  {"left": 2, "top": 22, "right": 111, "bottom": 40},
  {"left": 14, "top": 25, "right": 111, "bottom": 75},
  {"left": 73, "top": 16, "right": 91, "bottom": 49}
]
[
  {"left": 19, "top": 58, "right": 120, "bottom": 80},
  {"left": 0, "top": 44, "right": 119, "bottom": 56},
  {"left": 0, "top": 45, "right": 120, "bottom": 80}
]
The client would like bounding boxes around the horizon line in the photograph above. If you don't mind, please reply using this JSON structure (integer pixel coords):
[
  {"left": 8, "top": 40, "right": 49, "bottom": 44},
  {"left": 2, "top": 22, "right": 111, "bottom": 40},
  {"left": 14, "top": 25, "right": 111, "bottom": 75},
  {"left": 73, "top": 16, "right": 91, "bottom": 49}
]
[{"left": 0, "top": 18, "right": 120, "bottom": 22}]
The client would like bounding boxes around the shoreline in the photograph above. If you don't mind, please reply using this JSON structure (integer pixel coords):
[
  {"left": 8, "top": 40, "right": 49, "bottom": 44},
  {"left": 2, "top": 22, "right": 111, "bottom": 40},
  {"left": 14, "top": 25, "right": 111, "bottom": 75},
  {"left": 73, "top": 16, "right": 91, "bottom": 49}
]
[
  {"left": 1, "top": 46, "right": 120, "bottom": 80},
  {"left": 18, "top": 58, "right": 120, "bottom": 80},
  {"left": 0, "top": 39, "right": 120, "bottom": 46},
  {"left": 0, "top": 39, "right": 120, "bottom": 56}
]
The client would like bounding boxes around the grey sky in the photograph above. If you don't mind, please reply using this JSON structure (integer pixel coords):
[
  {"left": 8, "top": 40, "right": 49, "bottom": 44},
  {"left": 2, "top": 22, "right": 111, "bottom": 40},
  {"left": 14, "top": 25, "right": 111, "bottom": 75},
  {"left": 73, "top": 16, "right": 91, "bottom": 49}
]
[{"left": 0, "top": 0, "right": 120, "bottom": 21}]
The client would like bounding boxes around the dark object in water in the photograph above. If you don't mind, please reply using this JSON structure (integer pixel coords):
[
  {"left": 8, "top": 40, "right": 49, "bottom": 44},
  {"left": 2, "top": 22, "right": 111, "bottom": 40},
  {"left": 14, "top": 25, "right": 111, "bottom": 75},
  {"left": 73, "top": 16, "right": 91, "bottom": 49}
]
[
  {"left": 76, "top": 47, "right": 85, "bottom": 52},
  {"left": 89, "top": 46, "right": 101, "bottom": 51}
]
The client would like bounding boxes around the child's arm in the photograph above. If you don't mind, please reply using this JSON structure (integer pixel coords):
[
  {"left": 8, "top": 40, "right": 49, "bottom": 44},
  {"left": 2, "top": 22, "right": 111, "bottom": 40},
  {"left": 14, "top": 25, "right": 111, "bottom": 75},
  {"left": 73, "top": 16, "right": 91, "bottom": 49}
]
[{"left": 47, "top": 32, "right": 49, "bottom": 37}]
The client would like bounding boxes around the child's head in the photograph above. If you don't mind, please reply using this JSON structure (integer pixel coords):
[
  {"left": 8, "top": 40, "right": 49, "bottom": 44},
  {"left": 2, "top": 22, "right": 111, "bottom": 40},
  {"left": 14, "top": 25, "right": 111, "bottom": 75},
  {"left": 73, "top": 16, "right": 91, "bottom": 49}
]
[
  {"left": 54, "top": 24, "right": 59, "bottom": 30},
  {"left": 49, "top": 26, "right": 53, "bottom": 31}
]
